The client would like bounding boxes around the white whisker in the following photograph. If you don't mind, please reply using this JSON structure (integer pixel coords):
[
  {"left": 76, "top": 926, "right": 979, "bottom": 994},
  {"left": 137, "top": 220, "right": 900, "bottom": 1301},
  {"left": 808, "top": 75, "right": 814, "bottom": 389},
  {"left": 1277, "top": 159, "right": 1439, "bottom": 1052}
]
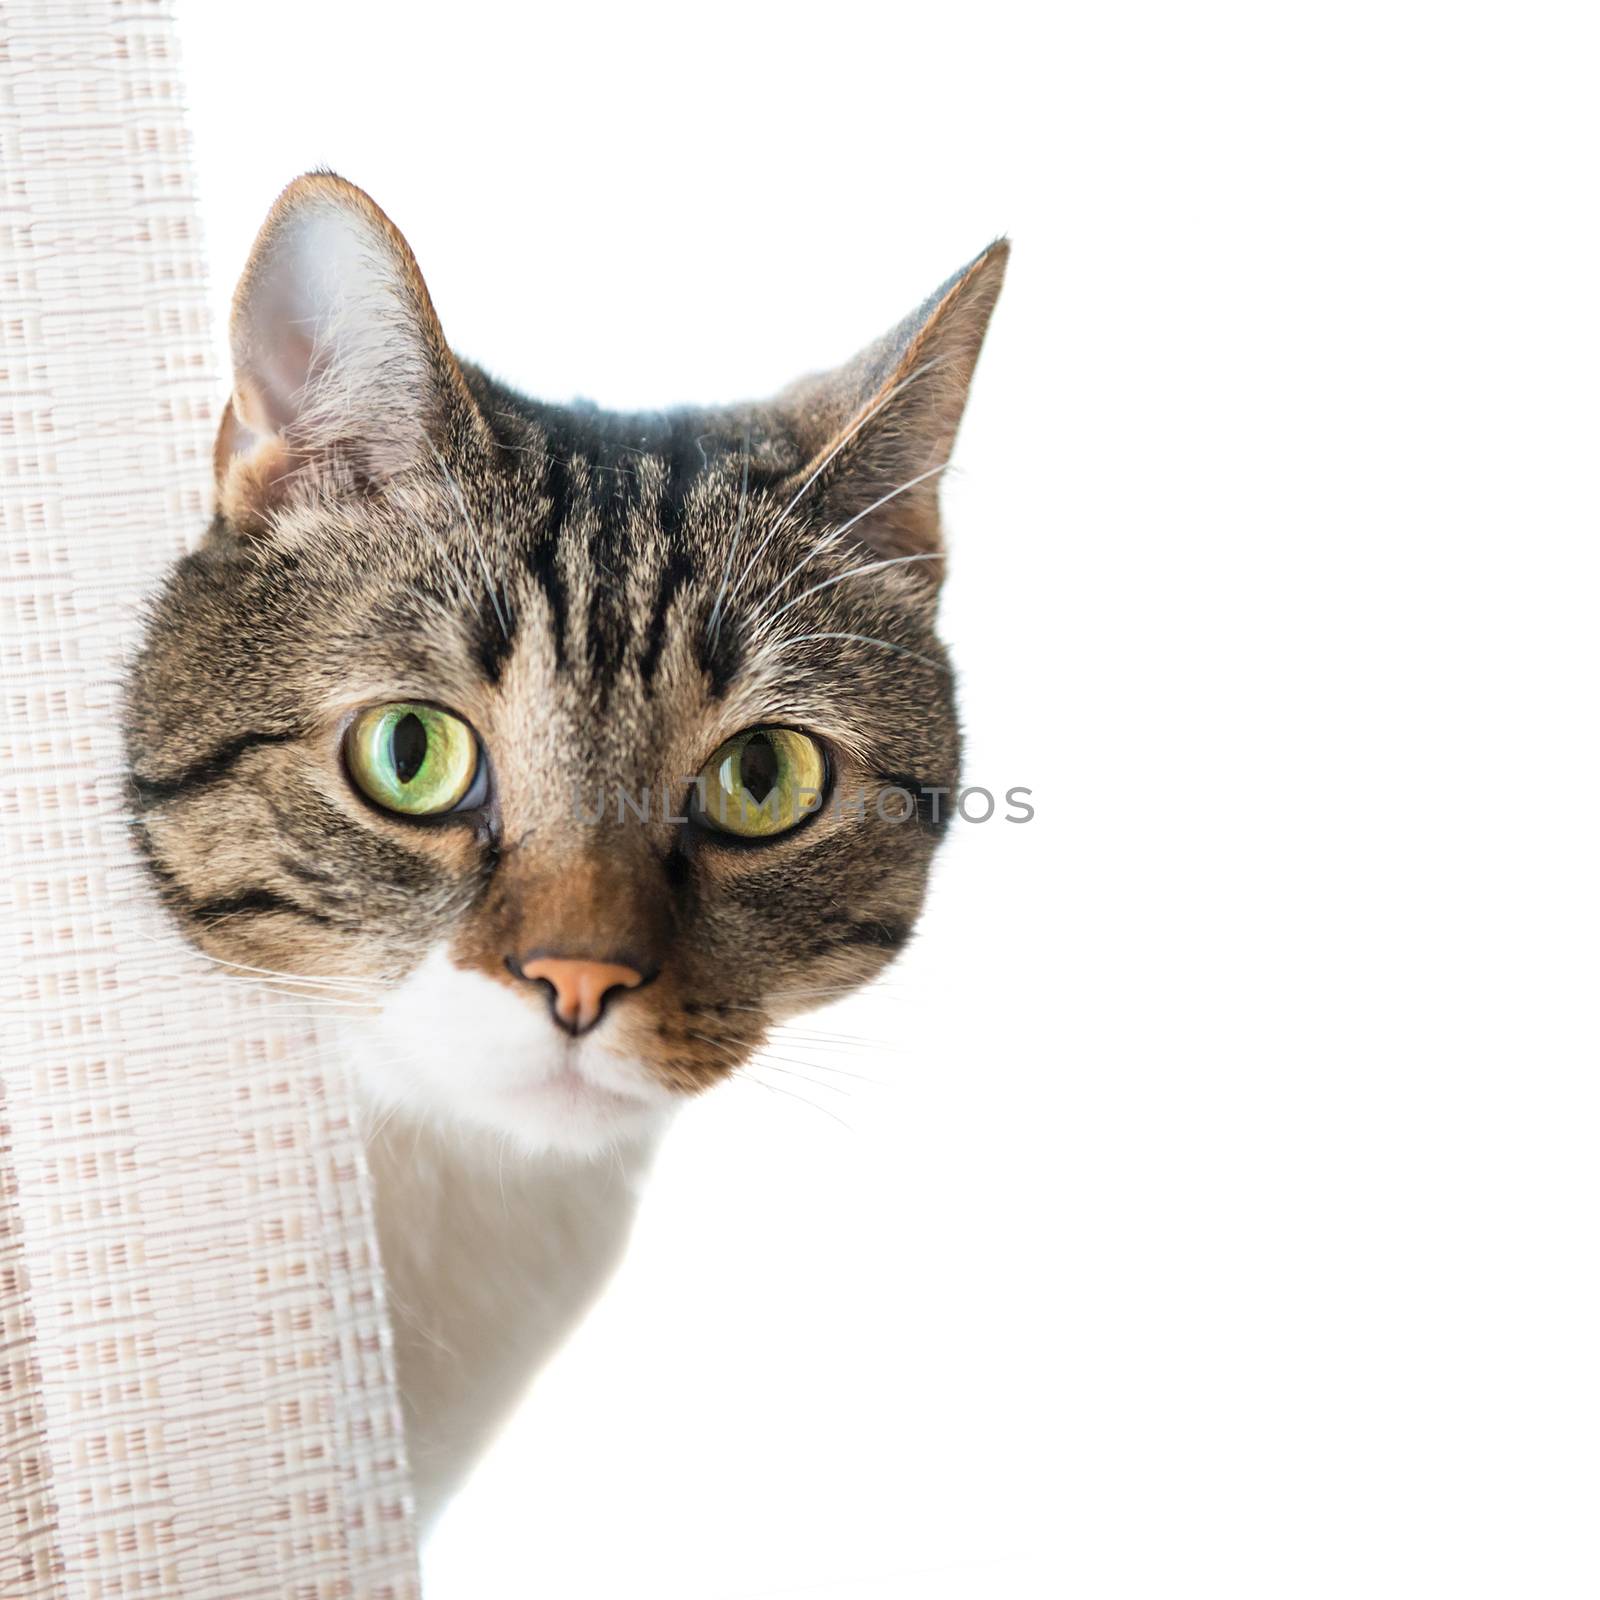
[
  {"left": 687, "top": 1029, "right": 886, "bottom": 1087},
  {"left": 721, "top": 355, "right": 953, "bottom": 611},
  {"left": 123, "top": 930, "right": 386, "bottom": 991},
  {"left": 773, "top": 632, "right": 946, "bottom": 670},
  {"left": 738, "top": 1068, "right": 854, "bottom": 1129},
  {"left": 762, "top": 982, "right": 906, "bottom": 1000},
  {"left": 364, "top": 1099, "right": 407, "bottom": 1146},
  {"left": 433, "top": 443, "right": 510, "bottom": 641},
  {"left": 749, "top": 461, "right": 949, "bottom": 621},
  {"left": 773, "top": 1056, "right": 887, "bottom": 1086},
  {"left": 747, "top": 1057, "right": 850, "bottom": 1095},
  {"left": 770, "top": 1029, "right": 890, "bottom": 1053},
  {"left": 764, "top": 551, "right": 943, "bottom": 624},
  {"left": 705, "top": 427, "right": 751, "bottom": 648}
]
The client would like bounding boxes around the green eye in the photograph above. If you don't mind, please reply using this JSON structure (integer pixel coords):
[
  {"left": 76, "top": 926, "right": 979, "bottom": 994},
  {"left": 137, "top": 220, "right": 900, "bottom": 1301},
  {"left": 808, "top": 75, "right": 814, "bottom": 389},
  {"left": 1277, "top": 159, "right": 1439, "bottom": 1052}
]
[
  {"left": 344, "top": 703, "right": 480, "bottom": 816},
  {"left": 696, "top": 728, "right": 827, "bottom": 839}
]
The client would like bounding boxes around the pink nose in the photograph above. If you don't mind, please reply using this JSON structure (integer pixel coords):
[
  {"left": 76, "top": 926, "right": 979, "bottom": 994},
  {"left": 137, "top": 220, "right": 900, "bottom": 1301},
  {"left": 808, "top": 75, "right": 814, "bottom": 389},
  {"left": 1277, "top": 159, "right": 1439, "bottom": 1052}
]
[{"left": 516, "top": 955, "right": 646, "bottom": 1035}]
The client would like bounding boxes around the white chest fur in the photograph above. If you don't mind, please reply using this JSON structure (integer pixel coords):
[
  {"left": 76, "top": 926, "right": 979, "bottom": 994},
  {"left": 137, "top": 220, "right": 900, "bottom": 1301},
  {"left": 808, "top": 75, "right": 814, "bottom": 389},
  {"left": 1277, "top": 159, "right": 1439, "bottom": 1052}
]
[{"left": 365, "top": 1109, "right": 654, "bottom": 1527}]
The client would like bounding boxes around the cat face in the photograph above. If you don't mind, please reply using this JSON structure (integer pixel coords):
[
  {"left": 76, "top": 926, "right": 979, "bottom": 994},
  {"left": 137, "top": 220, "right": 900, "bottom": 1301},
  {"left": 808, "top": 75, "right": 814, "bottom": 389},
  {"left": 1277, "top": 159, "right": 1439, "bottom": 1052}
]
[{"left": 126, "top": 175, "right": 1004, "bottom": 1156}]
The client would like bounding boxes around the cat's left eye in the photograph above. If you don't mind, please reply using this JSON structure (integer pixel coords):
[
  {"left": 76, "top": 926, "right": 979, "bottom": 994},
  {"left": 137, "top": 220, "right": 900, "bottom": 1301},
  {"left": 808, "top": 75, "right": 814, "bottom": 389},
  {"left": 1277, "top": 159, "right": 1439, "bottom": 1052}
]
[
  {"left": 344, "top": 703, "right": 483, "bottom": 817},
  {"left": 693, "top": 727, "right": 828, "bottom": 839}
]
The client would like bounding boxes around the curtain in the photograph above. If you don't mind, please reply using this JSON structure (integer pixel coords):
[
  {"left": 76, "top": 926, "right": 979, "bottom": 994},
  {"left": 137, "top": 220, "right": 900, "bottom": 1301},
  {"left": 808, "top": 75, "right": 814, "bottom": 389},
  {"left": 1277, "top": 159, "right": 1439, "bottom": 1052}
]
[{"left": 0, "top": 3, "right": 421, "bottom": 1592}]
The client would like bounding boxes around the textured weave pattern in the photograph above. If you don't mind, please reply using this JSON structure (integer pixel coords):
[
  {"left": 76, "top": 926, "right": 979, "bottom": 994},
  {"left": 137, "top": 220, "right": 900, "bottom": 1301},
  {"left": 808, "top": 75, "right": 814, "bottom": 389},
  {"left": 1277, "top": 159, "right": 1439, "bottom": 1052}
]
[{"left": 0, "top": 3, "right": 420, "bottom": 1593}]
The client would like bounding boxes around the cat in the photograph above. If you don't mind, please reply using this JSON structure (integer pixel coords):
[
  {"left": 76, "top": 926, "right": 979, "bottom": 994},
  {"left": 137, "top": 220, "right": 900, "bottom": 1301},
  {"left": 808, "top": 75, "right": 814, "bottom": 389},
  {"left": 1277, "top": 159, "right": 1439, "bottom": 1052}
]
[{"left": 125, "top": 172, "right": 1005, "bottom": 1527}]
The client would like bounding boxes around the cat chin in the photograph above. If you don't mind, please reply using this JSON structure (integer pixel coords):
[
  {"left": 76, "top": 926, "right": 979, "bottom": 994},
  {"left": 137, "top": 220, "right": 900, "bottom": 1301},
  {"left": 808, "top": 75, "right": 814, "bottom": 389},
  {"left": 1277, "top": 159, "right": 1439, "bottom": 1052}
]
[{"left": 338, "top": 948, "right": 678, "bottom": 1160}]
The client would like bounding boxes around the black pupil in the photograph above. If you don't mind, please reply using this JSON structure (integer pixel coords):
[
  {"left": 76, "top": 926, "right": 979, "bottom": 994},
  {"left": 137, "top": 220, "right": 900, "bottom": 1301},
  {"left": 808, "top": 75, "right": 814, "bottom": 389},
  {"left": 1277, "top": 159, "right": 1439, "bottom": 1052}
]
[
  {"left": 391, "top": 713, "right": 429, "bottom": 785},
  {"left": 741, "top": 734, "right": 780, "bottom": 805}
]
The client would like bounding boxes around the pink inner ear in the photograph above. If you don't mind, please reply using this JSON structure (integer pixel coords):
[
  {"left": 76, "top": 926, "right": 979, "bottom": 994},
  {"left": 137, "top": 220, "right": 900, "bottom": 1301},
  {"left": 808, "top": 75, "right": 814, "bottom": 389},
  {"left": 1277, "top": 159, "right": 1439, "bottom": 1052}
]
[
  {"left": 228, "top": 199, "right": 438, "bottom": 474},
  {"left": 249, "top": 311, "right": 317, "bottom": 437},
  {"left": 231, "top": 330, "right": 315, "bottom": 445},
  {"left": 234, "top": 209, "right": 355, "bottom": 441}
]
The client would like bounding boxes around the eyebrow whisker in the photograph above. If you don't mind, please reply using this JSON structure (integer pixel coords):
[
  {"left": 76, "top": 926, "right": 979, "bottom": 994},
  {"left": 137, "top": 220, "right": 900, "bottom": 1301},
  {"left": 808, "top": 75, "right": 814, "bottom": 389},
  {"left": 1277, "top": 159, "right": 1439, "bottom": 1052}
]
[
  {"left": 748, "top": 461, "right": 950, "bottom": 622},
  {"left": 720, "top": 355, "right": 953, "bottom": 613},
  {"left": 705, "top": 426, "right": 752, "bottom": 650},
  {"left": 432, "top": 443, "right": 510, "bottom": 642},
  {"left": 763, "top": 551, "right": 943, "bottom": 624},
  {"left": 770, "top": 631, "right": 947, "bottom": 671}
]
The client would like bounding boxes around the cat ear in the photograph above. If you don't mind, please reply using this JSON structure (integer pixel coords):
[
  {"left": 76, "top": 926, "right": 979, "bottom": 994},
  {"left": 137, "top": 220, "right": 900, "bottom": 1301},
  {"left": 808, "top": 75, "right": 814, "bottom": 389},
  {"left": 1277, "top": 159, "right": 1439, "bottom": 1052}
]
[
  {"left": 775, "top": 240, "right": 1008, "bottom": 567},
  {"left": 214, "top": 172, "right": 472, "bottom": 531}
]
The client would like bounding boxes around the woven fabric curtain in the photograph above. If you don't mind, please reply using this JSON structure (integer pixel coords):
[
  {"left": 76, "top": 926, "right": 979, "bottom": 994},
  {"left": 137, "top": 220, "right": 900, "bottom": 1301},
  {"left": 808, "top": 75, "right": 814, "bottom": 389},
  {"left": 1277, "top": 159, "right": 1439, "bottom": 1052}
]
[{"left": 0, "top": 3, "right": 420, "bottom": 1592}]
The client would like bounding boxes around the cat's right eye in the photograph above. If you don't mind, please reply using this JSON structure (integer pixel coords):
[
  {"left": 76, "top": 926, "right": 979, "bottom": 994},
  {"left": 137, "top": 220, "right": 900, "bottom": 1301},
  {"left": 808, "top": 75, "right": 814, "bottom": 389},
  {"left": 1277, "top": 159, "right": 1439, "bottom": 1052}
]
[{"left": 343, "top": 703, "right": 483, "bottom": 817}]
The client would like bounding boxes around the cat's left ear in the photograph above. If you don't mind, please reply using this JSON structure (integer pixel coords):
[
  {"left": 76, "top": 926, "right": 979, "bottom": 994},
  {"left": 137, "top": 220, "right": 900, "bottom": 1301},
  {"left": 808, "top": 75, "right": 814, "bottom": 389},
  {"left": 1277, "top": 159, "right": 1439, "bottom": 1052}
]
[
  {"left": 775, "top": 240, "right": 1008, "bottom": 567},
  {"left": 214, "top": 171, "right": 476, "bottom": 533}
]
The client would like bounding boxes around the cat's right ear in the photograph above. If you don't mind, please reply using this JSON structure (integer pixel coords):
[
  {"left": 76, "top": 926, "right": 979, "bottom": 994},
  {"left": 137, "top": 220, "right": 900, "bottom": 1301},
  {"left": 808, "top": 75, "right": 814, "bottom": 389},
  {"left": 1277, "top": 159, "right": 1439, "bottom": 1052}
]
[{"left": 213, "top": 172, "right": 475, "bottom": 535}]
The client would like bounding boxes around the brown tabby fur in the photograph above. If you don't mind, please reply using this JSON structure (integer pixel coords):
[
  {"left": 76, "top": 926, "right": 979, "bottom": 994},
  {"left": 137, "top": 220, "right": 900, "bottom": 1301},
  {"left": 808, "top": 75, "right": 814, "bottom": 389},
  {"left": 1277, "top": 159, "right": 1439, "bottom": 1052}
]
[
  {"left": 126, "top": 173, "right": 1006, "bottom": 1100},
  {"left": 123, "top": 174, "right": 1003, "bottom": 1518}
]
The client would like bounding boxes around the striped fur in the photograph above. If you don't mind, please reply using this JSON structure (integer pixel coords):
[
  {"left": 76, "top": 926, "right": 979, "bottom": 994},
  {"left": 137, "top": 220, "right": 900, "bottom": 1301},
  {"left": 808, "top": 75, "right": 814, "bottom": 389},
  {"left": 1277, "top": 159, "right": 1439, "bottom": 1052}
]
[
  {"left": 124, "top": 172, "right": 1005, "bottom": 1523},
  {"left": 127, "top": 174, "right": 1006, "bottom": 1106}
]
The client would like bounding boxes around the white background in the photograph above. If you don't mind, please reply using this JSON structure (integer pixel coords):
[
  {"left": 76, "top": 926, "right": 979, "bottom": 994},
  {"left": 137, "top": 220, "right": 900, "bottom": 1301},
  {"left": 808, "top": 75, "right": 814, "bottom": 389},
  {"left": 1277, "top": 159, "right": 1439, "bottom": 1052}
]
[{"left": 181, "top": 5, "right": 1596, "bottom": 1596}]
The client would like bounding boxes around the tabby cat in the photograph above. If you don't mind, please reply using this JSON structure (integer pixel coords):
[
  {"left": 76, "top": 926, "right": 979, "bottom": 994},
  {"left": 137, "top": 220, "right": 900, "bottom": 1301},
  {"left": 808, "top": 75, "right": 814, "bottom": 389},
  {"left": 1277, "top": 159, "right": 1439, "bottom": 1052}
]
[{"left": 125, "top": 173, "right": 1005, "bottom": 1525}]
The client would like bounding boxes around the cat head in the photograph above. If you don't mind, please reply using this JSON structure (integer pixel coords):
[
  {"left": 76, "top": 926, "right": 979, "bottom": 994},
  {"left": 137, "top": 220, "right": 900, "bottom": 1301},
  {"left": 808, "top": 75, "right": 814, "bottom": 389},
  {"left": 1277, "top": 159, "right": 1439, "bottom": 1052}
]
[{"left": 127, "top": 173, "right": 1005, "bottom": 1157}]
